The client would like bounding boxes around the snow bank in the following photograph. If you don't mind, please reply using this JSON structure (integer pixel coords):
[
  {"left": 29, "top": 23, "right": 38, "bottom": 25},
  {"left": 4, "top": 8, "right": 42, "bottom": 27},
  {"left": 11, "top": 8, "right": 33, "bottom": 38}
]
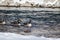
[
  {"left": 0, "top": 0, "right": 60, "bottom": 7},
  {"left": 0, "top": 32, "right": 60, "bottom": 40}
]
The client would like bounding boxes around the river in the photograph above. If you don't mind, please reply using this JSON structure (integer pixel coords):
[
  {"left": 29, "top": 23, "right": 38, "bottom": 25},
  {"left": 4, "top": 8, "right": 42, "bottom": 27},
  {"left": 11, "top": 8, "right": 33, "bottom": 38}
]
[{"left": 0, "top": 7, "right": 60, "bottom": 38}]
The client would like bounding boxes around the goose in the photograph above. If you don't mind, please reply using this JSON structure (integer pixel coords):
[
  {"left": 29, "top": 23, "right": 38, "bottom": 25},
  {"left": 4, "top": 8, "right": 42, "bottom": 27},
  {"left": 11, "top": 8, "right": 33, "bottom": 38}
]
[
  {"left": 23, "top": 19, "right": 32, "bottom": 28},
  {"left": 10, "top": 19, "right": 23, "bottom": 26}
]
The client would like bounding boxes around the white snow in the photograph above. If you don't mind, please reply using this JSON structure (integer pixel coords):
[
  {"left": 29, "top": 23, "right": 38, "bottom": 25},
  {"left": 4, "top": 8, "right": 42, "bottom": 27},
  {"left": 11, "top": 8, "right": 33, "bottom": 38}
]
[
  {"left": 0, "top": 0, "right": 5, "bottom": 3},
  {"left": 0, "top": 32, "right": 60, "bottom": 40},
  {"left": 0, "top": 0, "right": 60, "bottom": 7}
]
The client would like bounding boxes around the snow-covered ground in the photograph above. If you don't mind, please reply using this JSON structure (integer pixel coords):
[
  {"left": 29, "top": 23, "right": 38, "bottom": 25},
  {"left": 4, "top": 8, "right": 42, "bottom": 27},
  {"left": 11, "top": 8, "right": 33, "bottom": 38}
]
[
  {"left": 0, "top": 0, "right": 60, "bottom": 7},
  {"left": 0, "top": 32, "right": 60, "bottom": 40}
]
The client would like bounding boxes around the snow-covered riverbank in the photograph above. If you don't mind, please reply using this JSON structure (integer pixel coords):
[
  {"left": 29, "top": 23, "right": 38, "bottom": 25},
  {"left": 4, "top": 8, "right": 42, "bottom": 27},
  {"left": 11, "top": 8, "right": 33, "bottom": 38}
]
[
  {"left": 0, "top": 0, "right": 60, "bottom": 7},
  {"left": 0, "top": 32, "right": 60, "bottom": 40}
]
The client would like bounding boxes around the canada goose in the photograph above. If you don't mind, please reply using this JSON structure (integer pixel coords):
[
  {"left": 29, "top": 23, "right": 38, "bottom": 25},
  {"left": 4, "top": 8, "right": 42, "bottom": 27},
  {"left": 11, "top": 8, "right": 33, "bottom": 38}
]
[
  {"left": 23, "top": 19, "right": 32, "bottom": 28},
  {"left": 10, "top": 19, "right": 23, "bottom": 26}
]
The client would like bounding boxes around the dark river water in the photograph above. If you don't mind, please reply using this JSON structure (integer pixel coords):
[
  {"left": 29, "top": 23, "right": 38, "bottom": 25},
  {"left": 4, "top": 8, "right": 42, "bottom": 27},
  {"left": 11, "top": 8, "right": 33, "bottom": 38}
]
[{"left": 0, "top": 7, "right": 60, "bottom": 38}]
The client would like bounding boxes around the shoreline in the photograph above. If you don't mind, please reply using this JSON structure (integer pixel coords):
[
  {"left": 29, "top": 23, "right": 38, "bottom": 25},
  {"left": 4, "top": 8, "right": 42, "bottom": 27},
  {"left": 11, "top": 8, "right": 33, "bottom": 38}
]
[{"left": 0, "top": 5, "right": 60, "bottom": 8}]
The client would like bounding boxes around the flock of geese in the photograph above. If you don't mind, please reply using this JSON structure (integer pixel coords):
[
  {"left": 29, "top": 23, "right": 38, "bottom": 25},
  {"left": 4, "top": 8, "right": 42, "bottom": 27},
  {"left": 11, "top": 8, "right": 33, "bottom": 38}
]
[
  {"left": 0, "top": 18, "right": 32, "bottom": 33},
  {"left": 0, "top": 19, "right": 32, "bottom": 28}
]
